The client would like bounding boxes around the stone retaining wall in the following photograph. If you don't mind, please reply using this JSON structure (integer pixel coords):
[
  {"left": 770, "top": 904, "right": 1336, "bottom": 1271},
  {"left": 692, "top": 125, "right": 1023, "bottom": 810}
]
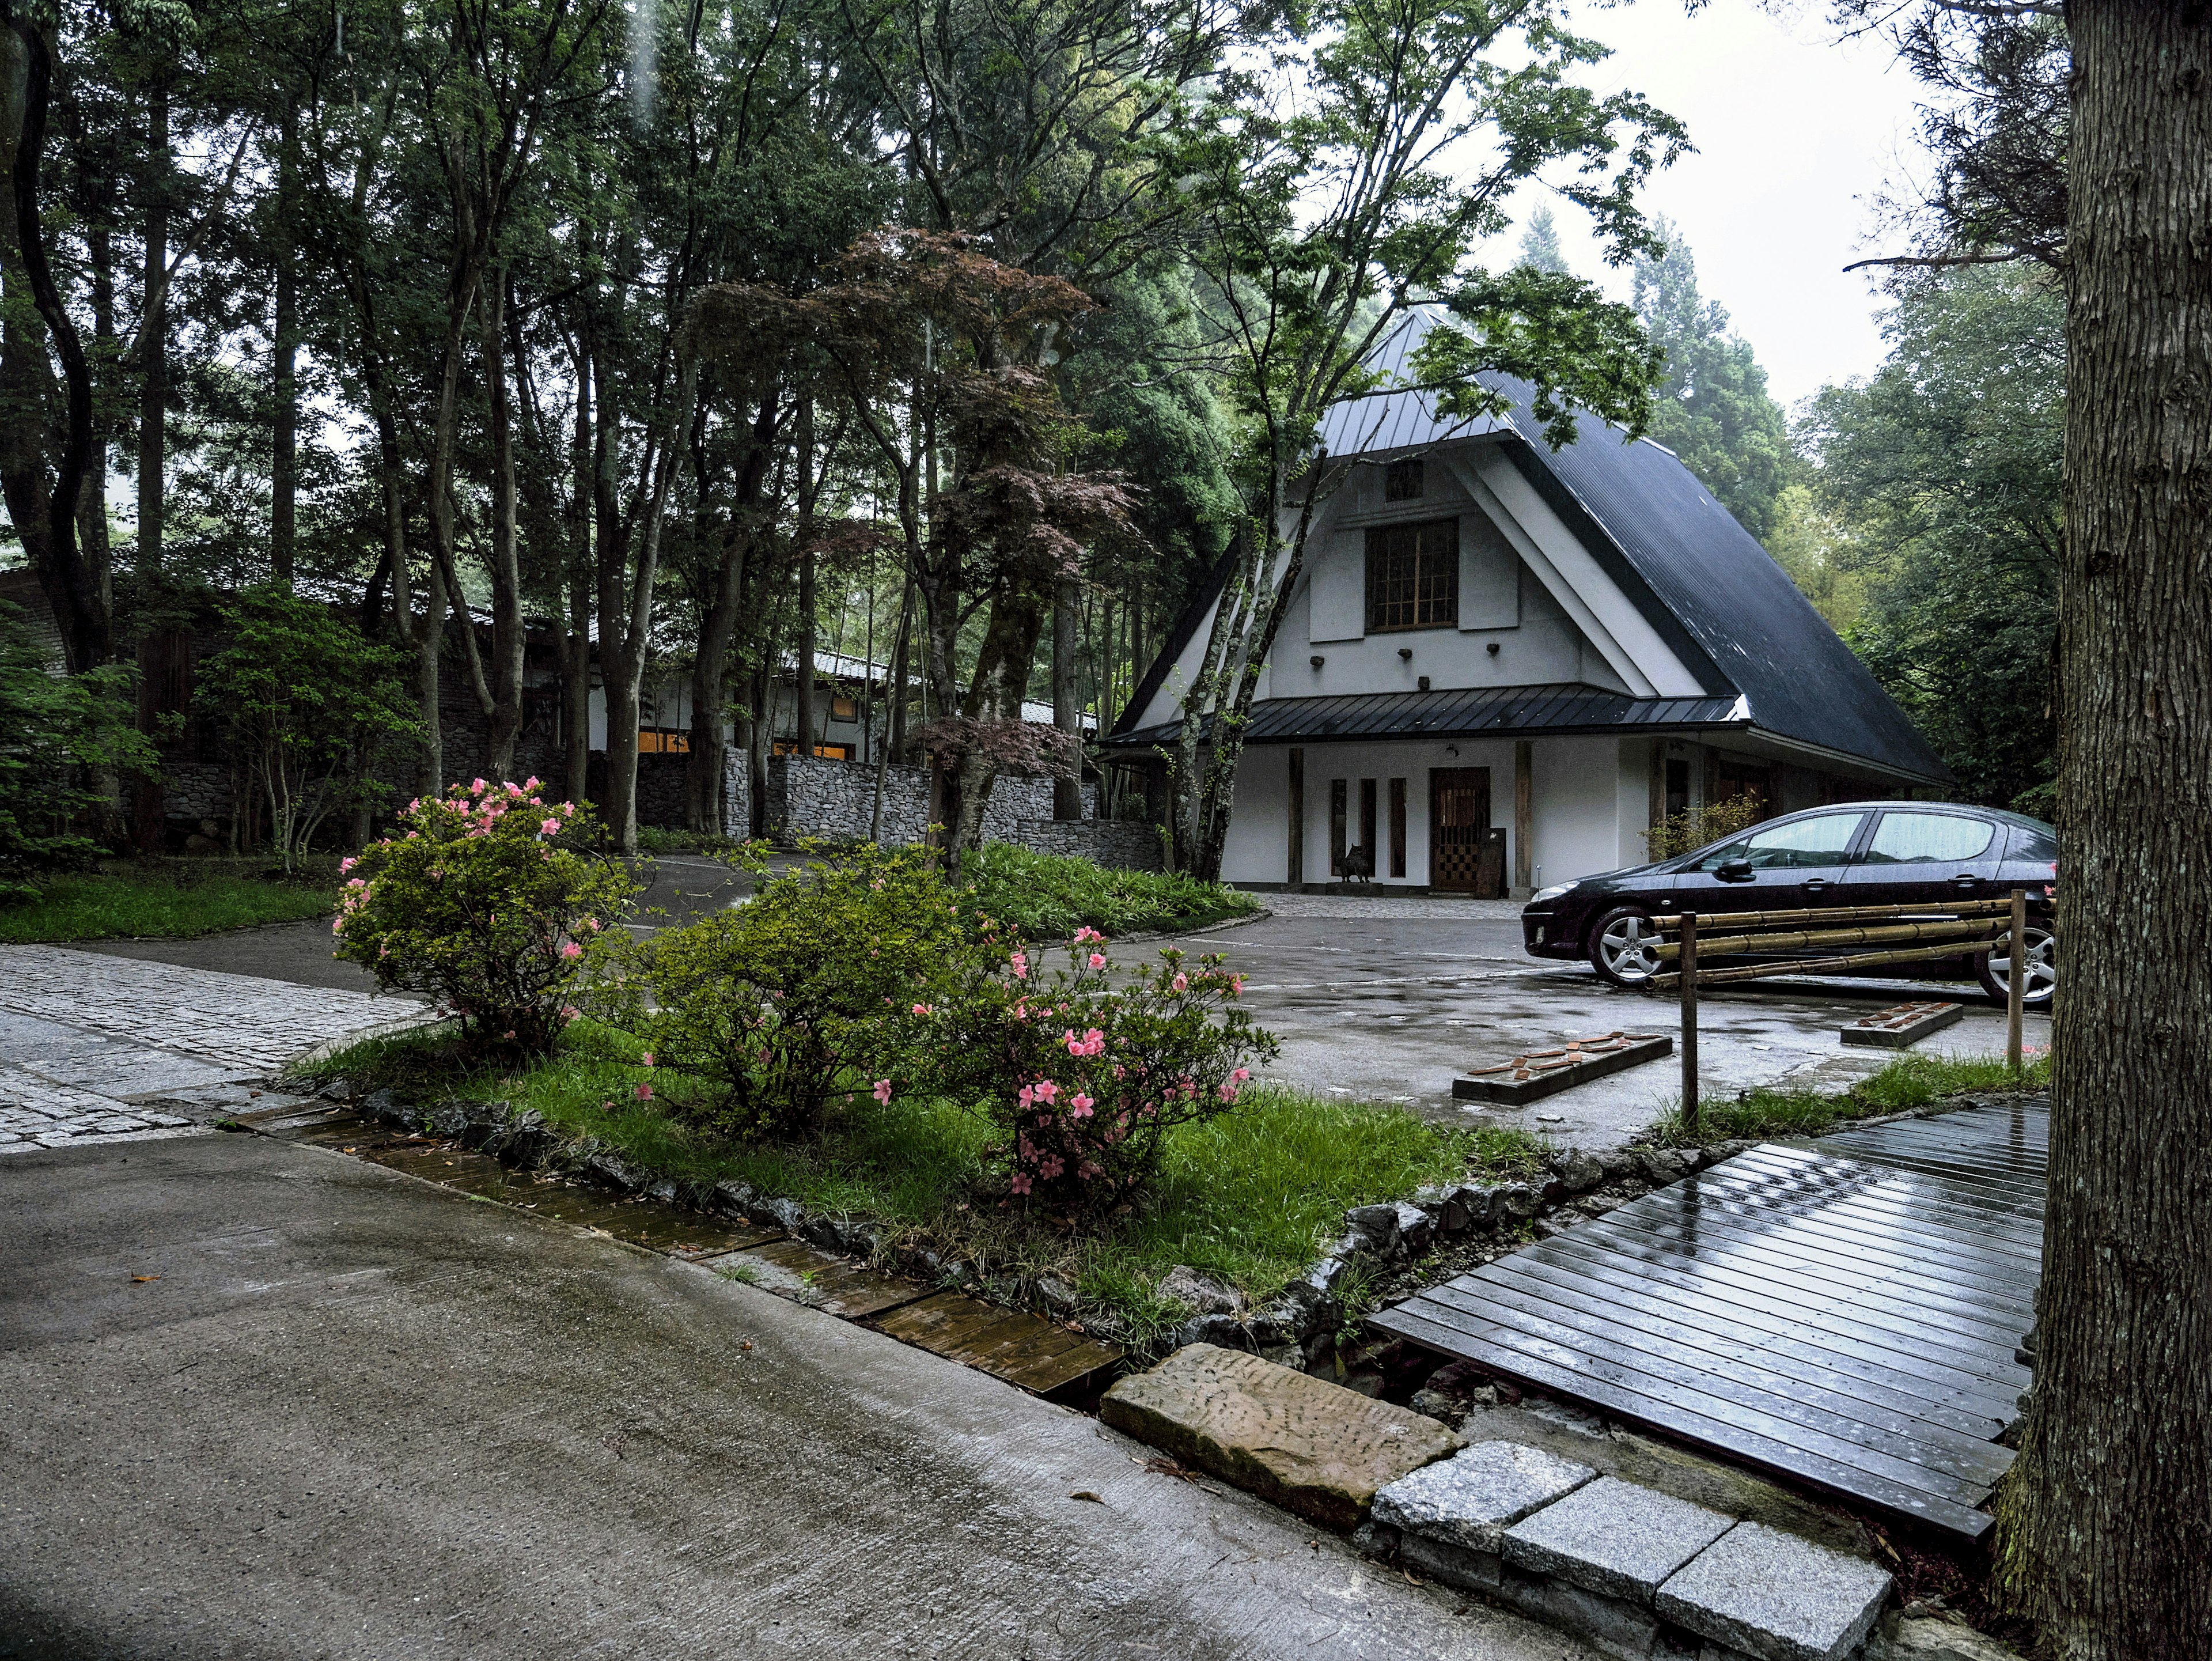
[{"left": 761, "top": 754, "right": 1149, "bottom": 868}]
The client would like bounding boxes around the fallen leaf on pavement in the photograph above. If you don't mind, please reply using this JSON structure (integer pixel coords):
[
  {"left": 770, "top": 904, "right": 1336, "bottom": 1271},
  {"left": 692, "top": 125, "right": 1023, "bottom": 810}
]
[
  {"left": 1069, "top": 1491, "right": 1104, "bottom": 1504},
  {"left": 131, "top": 1275, "right": 160, "bottom": 1283}
]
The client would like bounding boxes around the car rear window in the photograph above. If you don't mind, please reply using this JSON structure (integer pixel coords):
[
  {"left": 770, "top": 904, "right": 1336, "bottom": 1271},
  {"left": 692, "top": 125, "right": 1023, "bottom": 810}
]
[
  {"left": 1862, "top": 812, "right": 1995, "bottom": 864},
  {"left": 2006, "top": 823, "right": 2059, "bottom": 865}
]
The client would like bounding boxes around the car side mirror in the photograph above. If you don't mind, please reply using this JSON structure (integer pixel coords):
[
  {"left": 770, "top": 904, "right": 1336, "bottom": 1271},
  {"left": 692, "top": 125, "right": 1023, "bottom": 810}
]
[{"left": 1715, "top": 858, "right": 1755, "bottom": 881}]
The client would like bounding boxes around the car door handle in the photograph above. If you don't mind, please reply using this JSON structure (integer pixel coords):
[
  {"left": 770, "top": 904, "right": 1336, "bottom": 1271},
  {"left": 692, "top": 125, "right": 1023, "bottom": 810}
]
[
  {"left": 1802, "top": 879, "right": 1828, "bottom": 894},
  {"left": 1950, "top": 874, "right": 1982, "bottom": 890}
]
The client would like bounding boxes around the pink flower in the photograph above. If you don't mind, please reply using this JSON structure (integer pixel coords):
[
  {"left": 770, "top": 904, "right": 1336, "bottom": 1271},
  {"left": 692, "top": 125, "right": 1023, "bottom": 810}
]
[
  {"left": 1218, "top": 1083, "right": 1239, "bottom": 1102},
  {"left": 911, "top": 1003, "right": 933, "bottom": 1016},
  {"left": 541, "top": 818, "right": 562, "bottom": 835},
  {"left": 1069, "top": 1092, "right": 1094, "bottom": 1119},
  {"left": 1009, "top": 1172, "right": 1033, "bottom": 1196},
  {"left": 524, "top": 776, "right": 541, "bottom": 790},
  {"left": 873, "top": 1079, "right": 893, "bottom": 1104},
  {"left": 471, "top": 777, "right": 487, "bottom": 793},
  {"left": 1172, "top": 972, "right": 1188, "bottom": 992},
  {"left": 1033, "top": 1079, "right": 1060, "bottom": 1104},
  {"left": 503, "top": 1030, "right": 517, "bottom": 1041},
  {"left": 562, "top": 1006, "right": 581, "bottom": 1021},
  {"left": 560, "top": 941, "right": 584, "bottom": 960},
  {"left": 1010, "top": 952, "right": 1028, "bottom": 979},
  {"left": 642, "top": 1052, "right": 656, "bottom": 1067},
  {"left": 634, "top": 1083, "right": 654, "bottom": 1100},
  {"left": 339, "top": 857, "right": 357, "bottom": 873},
  {"left": 1232, "top": 1067, "right": 1251, "bottom": 1083},
  {"left": 1088, "top": 952, "right": 1106, "bottom": 970},
  {"left": 1073, "top": 926, "right": 1103, "bottom": 944}
]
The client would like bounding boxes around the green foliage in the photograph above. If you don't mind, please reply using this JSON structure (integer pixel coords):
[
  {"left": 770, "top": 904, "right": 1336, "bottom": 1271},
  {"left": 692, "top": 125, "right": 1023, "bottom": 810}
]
[
  {"left": 0, "top": 864, "right": 336, "bottom": 942},
  {"left": 195, "top": 587, "right": 416, "bottom": 872},
  {"left": 0, "top": 601, "right": 154, "bottom": 902},
  {"left": 333, "top": 780, "right": 638, "bottom": 1059},
  {"left": 638, "top": 844, "right": 970, "bottom": 1138},
  {"left": 960, "top": 841, "right": 1257, "bottom": 938},
  {"left": 1630, "top": 220, "right": 1794, "bottom": 539},
  {"left": 1517, "top": 205, "right": 1569, "bottom": 274},
  {"left": 1640, "top": 792, "right": 1767, "bottom": 864},
  {"left": 1798, "top": 266, "right": 2062, "bottom": 811},
  {"left": 919, "top": 936, "right": 1279, "bottom": 1209},
  {"left": 1645, "top": 1050, "right": 2052, "bottom": 1147}
]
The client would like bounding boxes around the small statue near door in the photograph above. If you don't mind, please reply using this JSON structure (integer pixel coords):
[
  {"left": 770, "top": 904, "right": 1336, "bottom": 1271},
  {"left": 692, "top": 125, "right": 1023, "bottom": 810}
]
[{"left": 1337, "top": 843, "right": 1375, "bottom": 886}]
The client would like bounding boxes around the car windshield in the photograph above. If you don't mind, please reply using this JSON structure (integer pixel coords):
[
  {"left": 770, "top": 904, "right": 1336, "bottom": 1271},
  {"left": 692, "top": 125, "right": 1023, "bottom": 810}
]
[{"left": 1692, "top": 811, "right": 1866, "bottom": 872}]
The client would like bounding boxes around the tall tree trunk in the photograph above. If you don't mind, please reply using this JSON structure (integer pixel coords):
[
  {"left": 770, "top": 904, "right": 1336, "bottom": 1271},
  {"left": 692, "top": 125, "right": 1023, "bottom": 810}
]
[
  {"left": 137, "top": 75, "right": 166, "bottom": 577},
  {"left": 271, "top": 99, "right": 298, "bottom": 587},
  {"left": 792, "top": 396, "right": 817, "bottom": 761},
  {"left": 562, "top": 346, "right": 593, "bottom": 807},
  {"left": 685, "top": 387, "right": 777, "bottom": 833},
  {"left": 82, "top": 219, "right": 113, "bottom": 626},
  {"left": 944, "top": 582, "right": 1050, "bottom": 861},
  {"left": 0, "top": 13, "right": 105, "bottom": 673},
  {"left": 480, "top": 277, "right": 524, "bottom": 779},
  {"left": 1052, "top": 574, "right": 1081, "bottom": 819},
  {"left": 1995, "top": 6, "right": 2212, "bottom": 1654}
]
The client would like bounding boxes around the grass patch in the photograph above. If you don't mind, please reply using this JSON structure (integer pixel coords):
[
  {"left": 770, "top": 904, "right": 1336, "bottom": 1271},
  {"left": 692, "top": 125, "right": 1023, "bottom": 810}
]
[
  {"left": 289, "top": 1021, "right": 1541, "bottom": 1346},
  {"left": 1644, "top": 1051, "right": 2053, "bottom": 1147},
  {"left": 962, "top": 839, "right": 1260, "bottom": 940},
  {"left": 0, "top": 861, "right": 339, "bottom": 943}
]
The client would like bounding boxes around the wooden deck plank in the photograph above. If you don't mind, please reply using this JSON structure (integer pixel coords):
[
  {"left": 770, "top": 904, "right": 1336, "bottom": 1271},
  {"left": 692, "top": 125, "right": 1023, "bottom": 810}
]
[
  {"left": 1373, "top": 1105, "right": 2044, "bottom": 1544},
  {"left": 872, "top": 1291, "right": 1122, "bottom": 1396}
]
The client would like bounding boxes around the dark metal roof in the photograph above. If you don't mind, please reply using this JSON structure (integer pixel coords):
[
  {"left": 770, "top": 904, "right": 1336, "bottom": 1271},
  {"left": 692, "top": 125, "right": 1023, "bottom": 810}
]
[{"left": 1104, "top": 683, "right": 1748, "bottom": 751}]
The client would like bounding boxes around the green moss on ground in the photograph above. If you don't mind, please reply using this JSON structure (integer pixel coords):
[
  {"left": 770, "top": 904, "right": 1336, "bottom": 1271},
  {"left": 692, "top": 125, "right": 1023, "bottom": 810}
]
[
  {"left": 0, "top": 862, "right": 339, "bottom": 943},
  {"left": 1643, "top": 1050, "right": 2052, "bottom": 1147},
  {"left": 291, "top": 1021, "right": 1539, "bottom": 1346}
]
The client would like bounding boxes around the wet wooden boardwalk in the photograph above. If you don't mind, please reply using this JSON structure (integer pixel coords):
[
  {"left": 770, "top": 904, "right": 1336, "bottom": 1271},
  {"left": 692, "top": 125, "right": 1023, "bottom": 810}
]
[{"left": 1372, "top": 1103, "right": 2046, "bottom": 1543}]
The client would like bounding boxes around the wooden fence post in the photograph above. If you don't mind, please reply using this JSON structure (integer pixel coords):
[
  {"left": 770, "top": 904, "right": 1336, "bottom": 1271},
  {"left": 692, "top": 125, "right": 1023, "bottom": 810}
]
[
  {"left": 1680, "top": 911, "right": 1699, "bottom": 1133},
  {"left": 2006, "top": 886, "right": 2027, "bottom": 1075}
]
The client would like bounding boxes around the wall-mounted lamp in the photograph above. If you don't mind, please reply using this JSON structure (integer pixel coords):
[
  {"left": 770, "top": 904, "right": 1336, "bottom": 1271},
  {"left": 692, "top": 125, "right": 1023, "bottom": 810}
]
[
  {"left": 1445, "top": 744, "right": 1459, "bottom": 757},
  {"left": 1398, "top": 646, "right": 1414, "bottom": 661},
  {"left": 1417, "top": 675, "right": 1431, "bottom": 693},
  {"left": 1309, "top": 654, "right": 1325, "bottom": 669},
  {"left": 1486, "top": 641, "right": 1501, "bottom": 656}
]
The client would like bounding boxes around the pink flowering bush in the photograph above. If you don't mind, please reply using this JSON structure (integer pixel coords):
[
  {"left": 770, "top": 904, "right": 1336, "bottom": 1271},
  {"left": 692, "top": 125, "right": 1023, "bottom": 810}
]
[
  {"left": 332, "top": 779, "right": 638, "bottom": 1056},
  {"left": 922, "top": 932, "right": 1278, "bottom": 1212},
  {"left": 636, "top": 843, "right": 970, "bottom": 1138}
]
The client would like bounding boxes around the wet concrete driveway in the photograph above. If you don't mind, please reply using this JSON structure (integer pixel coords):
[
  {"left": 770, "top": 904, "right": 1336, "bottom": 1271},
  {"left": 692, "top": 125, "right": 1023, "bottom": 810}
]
[
  {"left": 1186, "top": 896, "right": 2050, "bottom": 1150},
  {"left": 0, "top": 1132, "right": 1596, "bottom": 1661}
]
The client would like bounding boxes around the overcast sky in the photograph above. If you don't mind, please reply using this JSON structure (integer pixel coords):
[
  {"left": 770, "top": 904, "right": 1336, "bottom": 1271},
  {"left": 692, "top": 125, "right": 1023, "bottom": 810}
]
[{"left": 1501, "top": 0, "right": 1933, "bottom": 414}]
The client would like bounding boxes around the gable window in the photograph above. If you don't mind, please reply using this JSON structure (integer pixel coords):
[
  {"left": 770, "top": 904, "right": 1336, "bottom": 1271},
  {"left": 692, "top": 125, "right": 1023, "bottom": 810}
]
[
  {"left": 1384, "top": 457, "right": 1425, "bottom": 501},
  {"left": 1365, "top": 519, "right": 1459, "bottom": 631}
]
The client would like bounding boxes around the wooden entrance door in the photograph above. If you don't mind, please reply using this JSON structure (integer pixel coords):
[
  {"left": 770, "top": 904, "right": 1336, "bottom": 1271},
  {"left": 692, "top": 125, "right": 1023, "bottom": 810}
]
[{"left": 1430, "top": 768, "right": 1493, "bottom": 894}]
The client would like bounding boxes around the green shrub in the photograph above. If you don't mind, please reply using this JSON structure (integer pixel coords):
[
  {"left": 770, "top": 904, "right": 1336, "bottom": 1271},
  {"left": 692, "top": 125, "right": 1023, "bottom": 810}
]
[
  {"left": 960, "top": 840, "right": 1259, "bottom": 938},
  {"left": 919, "top": 932, "right": 1280, "bottom": 1211},
  {"left": 334, "top": 778, "right": 638, "bottom": 1057},
  {"left": 0, "top": 601, "right": 154, "bottom": 902},
  {"left": 639, "top": 843, "right": 972, "bottom": 1137}
]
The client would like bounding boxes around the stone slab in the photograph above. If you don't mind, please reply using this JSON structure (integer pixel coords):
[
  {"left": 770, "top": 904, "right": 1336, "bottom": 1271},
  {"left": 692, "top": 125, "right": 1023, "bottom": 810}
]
[
  {"left": 1099, "top": 1342, "right": 1461, "bottom": 1529},
  {"left": 1396, "top": 1532, "right": 1504, "bottom": 1594},
  {"left": 1656, "top": 1520, "right": 1893, "bottom": 1661},
  {"left": 1502, "top": 1475, "right": 1736, "bottom": 1605},
  {"left": 1840, "top": 1001, "right": 1965, "bottom": 1050},
  {"left": 1374, "top": 1439, "right": 1597, "bottom": 1551}
]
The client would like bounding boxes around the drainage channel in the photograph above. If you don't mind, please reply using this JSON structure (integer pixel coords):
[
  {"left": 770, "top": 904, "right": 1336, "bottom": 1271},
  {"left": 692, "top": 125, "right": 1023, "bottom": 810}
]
[{"left": 231, "top": 1099, "right": 1123, "bottom": 1401}]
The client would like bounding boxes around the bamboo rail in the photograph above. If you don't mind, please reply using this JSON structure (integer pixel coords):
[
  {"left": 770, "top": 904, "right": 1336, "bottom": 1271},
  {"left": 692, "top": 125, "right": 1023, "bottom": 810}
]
[
  {"left": 1644, "top": 896, "right": 2018, "bottom": 933},
  {"left": 1649, "top": 930, "right": 2009, "bottom": 991},
  {"left": 1653, "top": 916, "right": 2002, "bottom": 962}
]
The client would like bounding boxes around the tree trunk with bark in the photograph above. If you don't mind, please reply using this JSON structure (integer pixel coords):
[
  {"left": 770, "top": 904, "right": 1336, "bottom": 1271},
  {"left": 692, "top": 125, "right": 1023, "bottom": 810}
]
[
  {"left": 137, "top": 75, "right": 166, "bottom": 577},
  {"left": 685, "top": 388, "right": 777, "bottom": 834},
  {"left": 1994, "top": 6, "right": 2212, "bottom": 1654},
  {"left": 479, "top": 277, "right": 525, "bottom": 780},
  {"left": 271, "top": 99, "right": 298, "bottom": 587},
  {"left": 1052, "top": 574, "right": 1082, "bottom": 819},
  {"left": 793, "top": 397, "right": 818, "bottom": 762}
]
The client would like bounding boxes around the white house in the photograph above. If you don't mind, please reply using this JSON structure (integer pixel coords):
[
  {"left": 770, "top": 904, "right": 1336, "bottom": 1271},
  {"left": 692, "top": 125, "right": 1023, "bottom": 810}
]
[{"left": 1103, "top": 318, "right": 1950, "bottom": 897}]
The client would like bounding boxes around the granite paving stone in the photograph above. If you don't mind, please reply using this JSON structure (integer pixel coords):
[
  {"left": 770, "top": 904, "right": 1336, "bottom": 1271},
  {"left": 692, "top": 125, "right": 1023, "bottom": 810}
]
[
  {"left": 1374, "top": 1440, "right": 1597, "bottom": 1551},
  {"left": 1502, "top": 1475, "right": 1737, "bottom": 1605},
  {"left": 1655, "top": 1520, "right": 1893, "bottom": 1661}
]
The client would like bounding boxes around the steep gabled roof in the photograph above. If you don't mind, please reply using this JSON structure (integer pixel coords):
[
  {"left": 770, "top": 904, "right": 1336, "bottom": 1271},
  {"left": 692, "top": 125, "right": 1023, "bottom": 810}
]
[{"left": 1109, "top": 313, "right": 1950, "bottom": 785}]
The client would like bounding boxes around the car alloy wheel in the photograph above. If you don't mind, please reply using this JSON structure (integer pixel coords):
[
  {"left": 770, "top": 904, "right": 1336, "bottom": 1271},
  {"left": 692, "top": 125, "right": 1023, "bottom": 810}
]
[
  {"left": 1976, "top": 924, "right": 2056, "bottom": 1008},
  {"left": 1590, "top": 907, "right": 1663, "bottom": 987}
]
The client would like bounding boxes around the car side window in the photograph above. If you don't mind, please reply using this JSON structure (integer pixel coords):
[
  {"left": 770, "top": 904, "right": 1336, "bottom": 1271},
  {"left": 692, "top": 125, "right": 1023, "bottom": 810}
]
[
  {"left": 1863, "top": 812, "right": 1995, "bottom": 865},
  {"left": 2005, "top": 823, "right": 2058, "bottom": 865},
  {"left": 1696, "top": 812, "right": 1863, "bottom": 871}
]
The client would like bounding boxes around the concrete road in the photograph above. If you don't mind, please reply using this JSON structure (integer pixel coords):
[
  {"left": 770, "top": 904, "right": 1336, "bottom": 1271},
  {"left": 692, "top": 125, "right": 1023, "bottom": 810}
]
[
  {"left": 0, "top": 1132, "right": 1596, "bottom": 1661},
  {"left": 1190, "top": 896, "right": 2050, "bottom": 1149}
]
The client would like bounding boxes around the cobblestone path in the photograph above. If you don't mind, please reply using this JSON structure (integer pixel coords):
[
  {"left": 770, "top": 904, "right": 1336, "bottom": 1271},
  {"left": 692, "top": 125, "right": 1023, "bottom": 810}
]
[{"left": 0, "top": 944, "right": 422, "bottom": 1154}]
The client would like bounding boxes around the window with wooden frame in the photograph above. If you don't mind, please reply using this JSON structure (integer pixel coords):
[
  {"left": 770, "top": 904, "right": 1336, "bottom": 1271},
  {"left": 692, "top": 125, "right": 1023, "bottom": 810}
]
[
  {"left": 830, "top": 693, "right": 858, "bottom": 721},
  {"left": 1364, "top": 519, "right": 1459, "bottom": 632}
]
